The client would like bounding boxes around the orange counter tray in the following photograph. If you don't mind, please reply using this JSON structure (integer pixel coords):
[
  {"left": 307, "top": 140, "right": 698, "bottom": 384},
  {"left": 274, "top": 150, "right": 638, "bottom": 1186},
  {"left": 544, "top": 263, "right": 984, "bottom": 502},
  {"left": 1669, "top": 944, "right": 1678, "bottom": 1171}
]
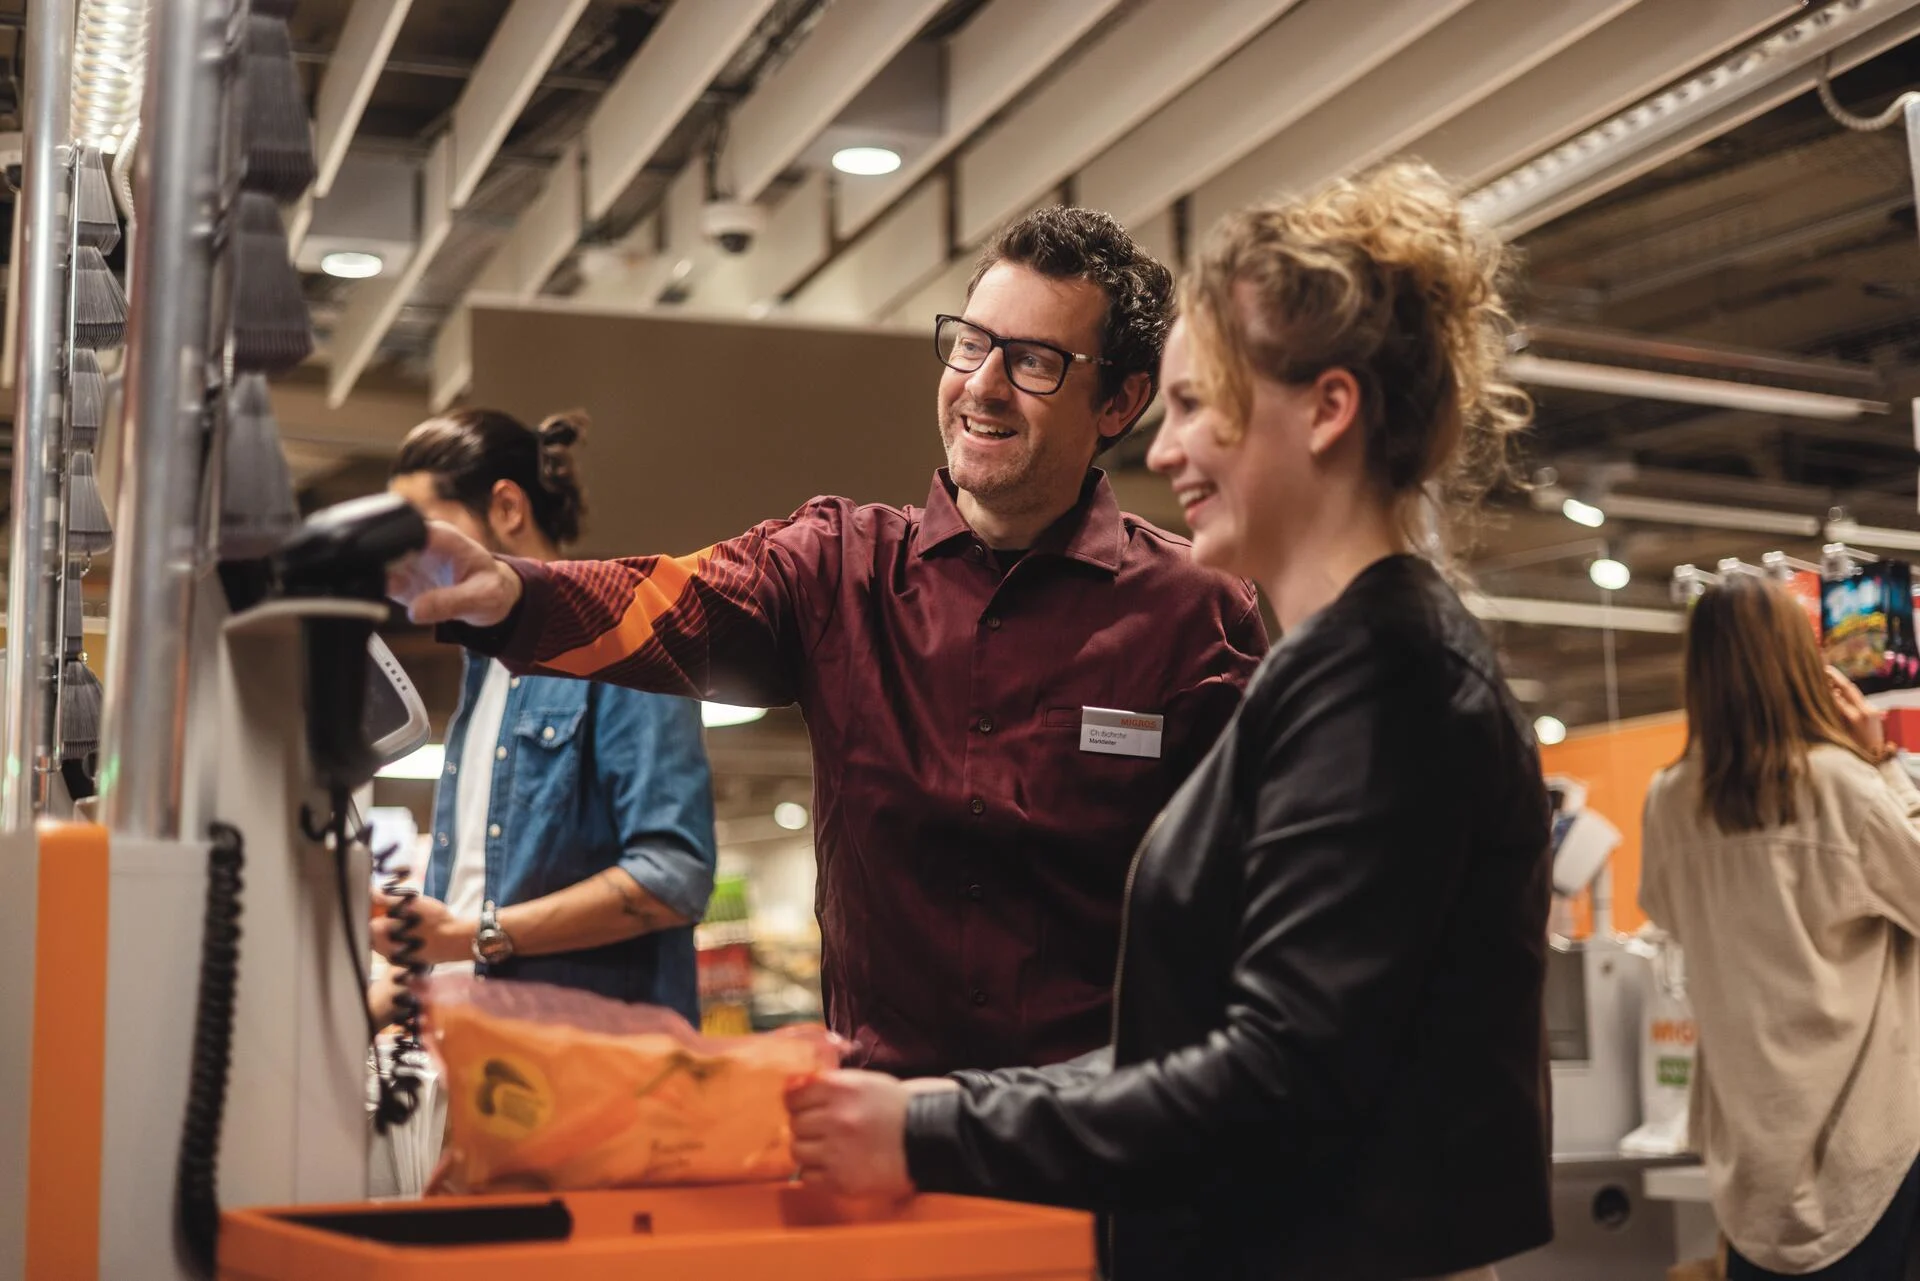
[{"left": 218, "top": 1182, "right": 1096, "bottom": 1281}]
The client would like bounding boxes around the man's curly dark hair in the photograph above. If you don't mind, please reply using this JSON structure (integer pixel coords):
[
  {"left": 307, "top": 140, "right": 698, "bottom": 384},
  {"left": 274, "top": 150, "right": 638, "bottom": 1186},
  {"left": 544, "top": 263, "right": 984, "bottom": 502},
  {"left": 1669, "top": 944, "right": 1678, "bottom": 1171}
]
[{"left": 967, "top": 207, "right": 1175, "bottom": 449}]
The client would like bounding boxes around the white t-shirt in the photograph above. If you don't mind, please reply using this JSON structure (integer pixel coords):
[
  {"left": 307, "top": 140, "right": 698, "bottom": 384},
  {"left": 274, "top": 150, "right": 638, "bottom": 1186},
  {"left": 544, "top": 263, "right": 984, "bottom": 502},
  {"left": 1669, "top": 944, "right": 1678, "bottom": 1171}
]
[{"left": 440, "top": 659, "right": 512, "bottom": 975}]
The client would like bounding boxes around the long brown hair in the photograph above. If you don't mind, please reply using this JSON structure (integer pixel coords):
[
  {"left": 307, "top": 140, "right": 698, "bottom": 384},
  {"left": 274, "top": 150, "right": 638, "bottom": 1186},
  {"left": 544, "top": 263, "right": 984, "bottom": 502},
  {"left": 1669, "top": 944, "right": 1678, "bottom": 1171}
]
[{"left": 1683, "top": 574, "right": 1869, "bottom": 833}]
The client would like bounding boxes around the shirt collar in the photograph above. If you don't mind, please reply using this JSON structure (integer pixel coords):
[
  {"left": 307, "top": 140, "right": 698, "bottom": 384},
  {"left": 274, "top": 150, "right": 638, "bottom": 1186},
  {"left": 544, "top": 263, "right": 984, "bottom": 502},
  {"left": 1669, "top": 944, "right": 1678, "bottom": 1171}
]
[{"left": 912, "top": 468, "right": 1124, "bottom": 575}]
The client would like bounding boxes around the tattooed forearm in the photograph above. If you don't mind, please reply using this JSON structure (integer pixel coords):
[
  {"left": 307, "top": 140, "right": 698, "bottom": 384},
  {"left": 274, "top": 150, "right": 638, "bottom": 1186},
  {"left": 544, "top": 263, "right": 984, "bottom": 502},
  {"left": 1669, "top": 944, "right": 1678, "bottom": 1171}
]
[{"left": 604, "top": 869, "right": 680, "bottom": 933}]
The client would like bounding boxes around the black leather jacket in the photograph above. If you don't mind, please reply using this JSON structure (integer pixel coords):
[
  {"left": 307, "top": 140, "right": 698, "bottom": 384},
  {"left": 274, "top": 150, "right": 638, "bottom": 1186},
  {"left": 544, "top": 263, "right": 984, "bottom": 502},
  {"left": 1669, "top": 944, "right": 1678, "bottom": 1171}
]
[{"left": 904, "top": 556, "right": 1554, "bottom": 1280}]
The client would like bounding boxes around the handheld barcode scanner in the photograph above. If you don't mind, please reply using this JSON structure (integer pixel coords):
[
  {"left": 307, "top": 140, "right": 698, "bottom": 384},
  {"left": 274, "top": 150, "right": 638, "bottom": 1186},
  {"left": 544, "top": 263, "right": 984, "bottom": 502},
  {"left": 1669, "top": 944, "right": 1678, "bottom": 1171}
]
[{"left": 274, "top": 493, "right": 430, "bottom": 791}]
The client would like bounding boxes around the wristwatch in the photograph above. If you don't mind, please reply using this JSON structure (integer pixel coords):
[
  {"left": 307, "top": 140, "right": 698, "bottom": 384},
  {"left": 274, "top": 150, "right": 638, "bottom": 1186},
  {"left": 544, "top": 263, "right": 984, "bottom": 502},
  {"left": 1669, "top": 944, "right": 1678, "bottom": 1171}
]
[{"left": 472, "top": 900, "right": 515, "bottom": 966}]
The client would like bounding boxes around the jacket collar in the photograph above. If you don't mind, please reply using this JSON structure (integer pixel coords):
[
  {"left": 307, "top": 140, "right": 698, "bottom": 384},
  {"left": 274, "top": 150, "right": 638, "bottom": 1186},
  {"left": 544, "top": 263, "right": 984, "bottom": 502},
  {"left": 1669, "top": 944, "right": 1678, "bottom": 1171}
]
[{"left": 911, "top": 468, "right": 1123, "bottom": 575}]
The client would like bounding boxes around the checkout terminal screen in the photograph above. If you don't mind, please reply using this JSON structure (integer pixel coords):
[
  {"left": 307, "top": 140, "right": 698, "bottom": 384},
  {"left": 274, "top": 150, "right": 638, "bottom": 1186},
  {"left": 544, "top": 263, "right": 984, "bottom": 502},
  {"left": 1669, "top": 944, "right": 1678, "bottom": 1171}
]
[{"left": 361, "top": 646, "right": 414, "bottom": 747}]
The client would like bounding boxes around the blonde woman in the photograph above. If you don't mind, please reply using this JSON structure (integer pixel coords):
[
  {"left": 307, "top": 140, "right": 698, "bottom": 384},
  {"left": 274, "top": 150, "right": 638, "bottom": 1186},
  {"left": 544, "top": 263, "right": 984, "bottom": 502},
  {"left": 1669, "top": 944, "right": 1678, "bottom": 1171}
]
[
  {"left": 784, "top": 162, "right": 1553, "bottom": 1281},
  {"left": 1642, "top": 576, "right": 1920, "bottom": 1280}
]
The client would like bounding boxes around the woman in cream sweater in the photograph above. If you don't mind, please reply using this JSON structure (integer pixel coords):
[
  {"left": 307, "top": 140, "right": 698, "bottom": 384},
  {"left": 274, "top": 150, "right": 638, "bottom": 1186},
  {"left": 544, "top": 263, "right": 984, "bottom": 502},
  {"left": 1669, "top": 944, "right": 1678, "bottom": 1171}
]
[{"left": 1642, "top": 574, "right": 1920, "bottom": 1279}]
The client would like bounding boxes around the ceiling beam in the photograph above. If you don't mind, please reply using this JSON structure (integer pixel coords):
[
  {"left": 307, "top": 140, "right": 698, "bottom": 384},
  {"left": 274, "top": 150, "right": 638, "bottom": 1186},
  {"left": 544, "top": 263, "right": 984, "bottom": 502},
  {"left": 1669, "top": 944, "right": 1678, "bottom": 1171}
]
[
  {"left": 725, "top": 0, "right": 949, "bottom": 204},
  {"left": 1467, "top": 595, "right": 1685, "bottom": 634},
  {"left": 430, "top": 304, "right": 471, "bottom": 414},
  {"left": 479, "top": 140, "right": 583, "bottom": 300},
  {"left": 584, "top": 0, "right": 781, "bottom": 222},
  {"left": 835, "top": 0, "right": 1126, "bottom": 241},
  {"left": 1416, "top": 0, "right": 1794, "bottom": 191},
  {"left": 324, "top": 0, "right": 591, "bottom": 404},
  {"left": 879, "top": 255, "right": 975, "bottom": 332},
  {"left": 327, "top": 135, "right": 455, "bottom": 406},
  {"left": 290, "top": 0, "right": 414, "bottom": 248},
  {"left": 956, "top": 0, "right": 1302, "bottom": 247},
  {"left": 448, "top": 0, "right": 593, "bottom": 209},
  {"left": 1077, "top": 0, "right": 1475, "bottom": 229},
  {"left": 1192, "top": 0, "right": 1647, "bottom": 234},
  {"left": 425, "top": 3, "right": 776, "bottom": 407},
  {"left": 1468, "top": 0, "right": 1920, "bottom": 235},
  {"left": 789, "top": 177, "right": 948, "bottom": 321},
  {"left": 1509, "top": 353, "right": 1890, "bottom": 419}
]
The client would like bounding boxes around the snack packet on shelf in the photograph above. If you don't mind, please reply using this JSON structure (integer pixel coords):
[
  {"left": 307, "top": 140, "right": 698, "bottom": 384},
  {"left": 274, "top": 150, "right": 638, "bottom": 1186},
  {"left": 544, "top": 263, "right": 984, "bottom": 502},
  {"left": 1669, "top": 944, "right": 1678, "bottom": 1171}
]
[
  {"left": 1824, "top": 563, "right": 1910, "bottom": 691},
  {"left": 426, "top": 973, "right": 844, "bottom": 1195}
]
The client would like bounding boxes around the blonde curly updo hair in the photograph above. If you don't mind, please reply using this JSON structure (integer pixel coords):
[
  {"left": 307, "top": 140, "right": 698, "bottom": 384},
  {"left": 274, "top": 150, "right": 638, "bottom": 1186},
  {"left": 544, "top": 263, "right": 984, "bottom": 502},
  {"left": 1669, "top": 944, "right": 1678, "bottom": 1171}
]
[{"left": 1182, "top": 159, "right": 1531, "bottom": 543}]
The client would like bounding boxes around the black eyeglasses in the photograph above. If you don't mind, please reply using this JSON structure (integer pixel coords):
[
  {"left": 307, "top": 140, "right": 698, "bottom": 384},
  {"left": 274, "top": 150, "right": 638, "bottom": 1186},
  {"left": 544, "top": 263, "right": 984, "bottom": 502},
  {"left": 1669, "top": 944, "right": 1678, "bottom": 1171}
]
[{"left": 934, "top": 314, "right": 1112, "bottom": 396}]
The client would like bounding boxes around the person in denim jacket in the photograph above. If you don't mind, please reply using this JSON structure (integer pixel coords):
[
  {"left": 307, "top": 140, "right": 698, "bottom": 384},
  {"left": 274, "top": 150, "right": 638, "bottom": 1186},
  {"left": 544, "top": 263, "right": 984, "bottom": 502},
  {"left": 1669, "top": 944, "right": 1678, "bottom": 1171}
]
[{"left": 376, "top": 407, "right": 716, "bottom": 1022}]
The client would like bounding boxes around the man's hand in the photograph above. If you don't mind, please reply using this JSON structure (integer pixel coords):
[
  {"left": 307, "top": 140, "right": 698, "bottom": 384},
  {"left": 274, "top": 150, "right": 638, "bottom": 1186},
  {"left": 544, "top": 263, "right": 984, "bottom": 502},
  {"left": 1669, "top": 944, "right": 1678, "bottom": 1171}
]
[
  {"left": 785, "top": 1070, "right": 915, "bottom": 1200},
  {"left": 386, "top": 520, "right": 524, "bottom": 628},
  {"left": 371, "top": 890, "right": 475, "bottom": 966},
  {"left": 367, "top": 969, "right": 406, "bottom": 1030}
]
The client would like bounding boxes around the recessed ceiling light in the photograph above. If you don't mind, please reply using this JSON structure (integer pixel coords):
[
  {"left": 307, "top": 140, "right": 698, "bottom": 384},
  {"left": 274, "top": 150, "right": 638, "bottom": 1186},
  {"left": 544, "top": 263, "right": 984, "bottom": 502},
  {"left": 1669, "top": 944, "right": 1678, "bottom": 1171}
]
[
  {"left": 1589, "top": 558, "right": 1632, "bottom": 592},
  {"left": 702, "top": 702, "right": 767, "bottom": 729},
  {"left": 1533, "top": 716, "right": 1568, "bottom": 747},
  {"left": 832, "top": 146, "right": 902, "bottom": 177},
  {"left": 773, "top": 802, "right": 809, "bottom": 831},
  {"left": 1561, "top": 497, "right": 1606, "bottom": 528},
  {"left": 320, "top": 250, "right": 384, "bottom": 279}
]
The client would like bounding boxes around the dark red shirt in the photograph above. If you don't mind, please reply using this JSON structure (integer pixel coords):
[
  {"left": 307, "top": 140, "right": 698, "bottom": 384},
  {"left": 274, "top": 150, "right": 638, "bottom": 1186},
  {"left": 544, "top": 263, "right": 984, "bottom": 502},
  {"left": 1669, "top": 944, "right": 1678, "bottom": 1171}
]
[{"left": 457, "top": 471, "right": 1267, "bottom": 1076}]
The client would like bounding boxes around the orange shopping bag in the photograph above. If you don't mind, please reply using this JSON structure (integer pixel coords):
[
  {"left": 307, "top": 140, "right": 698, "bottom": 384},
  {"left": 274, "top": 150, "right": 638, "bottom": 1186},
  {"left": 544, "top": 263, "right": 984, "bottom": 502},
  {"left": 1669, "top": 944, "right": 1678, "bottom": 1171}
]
[{"left": 426, "top": 973, "right": 843, "bottom": 1194}]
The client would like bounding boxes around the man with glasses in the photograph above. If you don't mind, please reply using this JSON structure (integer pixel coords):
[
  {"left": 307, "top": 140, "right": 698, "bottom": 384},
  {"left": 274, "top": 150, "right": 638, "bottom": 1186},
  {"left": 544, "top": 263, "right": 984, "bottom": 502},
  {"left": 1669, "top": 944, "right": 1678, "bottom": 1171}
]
[{"left": 390, "top": 208, "right": 1267, "bottom": 1077}]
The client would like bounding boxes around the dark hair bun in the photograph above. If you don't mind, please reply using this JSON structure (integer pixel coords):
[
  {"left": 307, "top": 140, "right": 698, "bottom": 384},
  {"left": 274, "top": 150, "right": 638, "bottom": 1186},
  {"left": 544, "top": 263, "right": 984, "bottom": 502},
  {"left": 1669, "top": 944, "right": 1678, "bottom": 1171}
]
[
  {"left": 537, "top": 410, "right": 586, "bottom": 449},
  {"left": 534, "top": 410, "right": 589, "bottom": 539}
]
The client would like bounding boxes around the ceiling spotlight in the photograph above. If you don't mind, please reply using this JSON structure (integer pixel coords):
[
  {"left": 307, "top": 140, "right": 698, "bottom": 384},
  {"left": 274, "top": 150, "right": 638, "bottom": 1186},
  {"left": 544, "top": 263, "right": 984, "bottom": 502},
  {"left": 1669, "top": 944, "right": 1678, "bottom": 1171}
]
[
  {"left": 1533, "top": 716, "right": 1568, "bottom": 747},
  {"left": 773, "top": 802, "right": 809, "bottom": 831},
  {"left": 319, "top": 250, "right": 384, "bottom": 279},
  {"left": 701, "top": 702, "right": 767, "bottom": 729},
  {"left": 832, "top": 146, "right": 902, "bottom": 176},
  {"left": 375, "top": 742, "right": 444, "bottom": 780},
  {"left": 1589, "top": 558, "right": 1632, "bottom": 592},
  {"left": 1561, "top": 497, "right": 1606, "bottom": 528}
]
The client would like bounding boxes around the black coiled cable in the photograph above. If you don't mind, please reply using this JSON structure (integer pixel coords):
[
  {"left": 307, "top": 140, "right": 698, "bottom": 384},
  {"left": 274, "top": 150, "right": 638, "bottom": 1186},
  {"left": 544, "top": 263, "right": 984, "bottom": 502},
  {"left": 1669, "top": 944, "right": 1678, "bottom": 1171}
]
[
  {"left": 177, "top": 821, "right": 245, "bottom": 1279},
  {"left": 302, "top": 785, "right": 428, "bottom": 1134}
]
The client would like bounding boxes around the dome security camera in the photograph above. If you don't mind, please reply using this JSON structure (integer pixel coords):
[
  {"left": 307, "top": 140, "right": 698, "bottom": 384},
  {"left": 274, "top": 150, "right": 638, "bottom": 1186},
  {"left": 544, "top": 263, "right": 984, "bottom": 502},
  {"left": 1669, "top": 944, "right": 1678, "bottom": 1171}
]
[{"left": 700, "top": 199, "right": 766, "bottom": 255}]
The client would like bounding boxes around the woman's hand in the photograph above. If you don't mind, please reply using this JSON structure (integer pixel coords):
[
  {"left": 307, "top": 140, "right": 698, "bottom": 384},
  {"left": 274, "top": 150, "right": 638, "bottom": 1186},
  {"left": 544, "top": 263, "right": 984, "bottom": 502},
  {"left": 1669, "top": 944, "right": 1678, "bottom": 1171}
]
[
  {"left": 1828, "top": 665, "right": 1890, "bottom": 760},
  {"left": 784, "top": 1070, "right": 916, "bottom": 1200},
  {"left": 387, "top": 520, "right": 524, "bottom": 627}
]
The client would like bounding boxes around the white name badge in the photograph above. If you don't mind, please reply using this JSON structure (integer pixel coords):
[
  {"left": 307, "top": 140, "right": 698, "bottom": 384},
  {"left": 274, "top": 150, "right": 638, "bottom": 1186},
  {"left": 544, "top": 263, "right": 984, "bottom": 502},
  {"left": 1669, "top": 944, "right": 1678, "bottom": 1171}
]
[{"left": 1079, "top": 707, "right": 1164, "bottom": 759}]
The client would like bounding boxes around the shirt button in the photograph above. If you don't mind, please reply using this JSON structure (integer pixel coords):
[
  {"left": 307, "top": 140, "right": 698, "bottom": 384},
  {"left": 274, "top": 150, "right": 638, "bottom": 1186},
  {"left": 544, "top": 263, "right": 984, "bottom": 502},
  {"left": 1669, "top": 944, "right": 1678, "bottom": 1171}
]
[
  {"left": 977, "top": 716, "right": 994, "bottom": 734},
  {"left": 969, "top": 545, "right": 984, "bottom": 562},
  {"left": 446, "top": 762, "right": 457, "bottom": 775},
  {"left": 970, "top": 988, "right": 988, "bottom": 1006},
  {"left": 495, "top": 745, "right": 507, "bottom": 761},
  {"left": 488, "top": 823, "right": 501, "bottom": 838},
  {"left": 542, "top": 726, "right": 555, "bottom": 740},
  {"left": 437, "top": 833, "right": 449, "bottom": 847},
  {"left": 984, "top": 615, "right": 1002, "bottom": 631},
  {"left": 967, "top": 884, "right": 984, "bottom": 902},
  {"left": 510, "top": 678, "right": 521, "bottom": 689},
  {"left": 970, "top": 798, "right": 985, "bottom": 816}
]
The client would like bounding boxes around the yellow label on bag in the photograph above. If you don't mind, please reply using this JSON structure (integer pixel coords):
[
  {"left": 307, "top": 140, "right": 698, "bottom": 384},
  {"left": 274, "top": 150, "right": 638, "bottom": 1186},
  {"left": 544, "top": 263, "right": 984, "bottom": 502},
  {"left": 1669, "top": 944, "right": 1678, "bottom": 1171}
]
[{"left": 468, "top": 1053, "right": 554, "bottom": 1139}]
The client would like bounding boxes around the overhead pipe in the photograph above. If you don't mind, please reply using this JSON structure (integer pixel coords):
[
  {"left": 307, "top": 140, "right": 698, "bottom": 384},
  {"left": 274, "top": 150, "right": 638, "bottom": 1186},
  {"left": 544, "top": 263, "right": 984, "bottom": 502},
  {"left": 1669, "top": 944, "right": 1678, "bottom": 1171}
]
[
  {"left": 98, "top": 0, "right": 225, "bottom": 839},
  {"left": 3, "top": 0, "right": 77, "bottom": 829}
]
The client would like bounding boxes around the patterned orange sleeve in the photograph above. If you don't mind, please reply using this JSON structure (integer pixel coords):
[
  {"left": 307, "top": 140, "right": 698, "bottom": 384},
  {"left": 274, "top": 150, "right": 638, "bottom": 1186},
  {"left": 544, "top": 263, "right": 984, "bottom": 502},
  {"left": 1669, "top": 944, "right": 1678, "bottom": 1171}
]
[{"left": 479, "top": 500, "right": 851, "bottom": 708}]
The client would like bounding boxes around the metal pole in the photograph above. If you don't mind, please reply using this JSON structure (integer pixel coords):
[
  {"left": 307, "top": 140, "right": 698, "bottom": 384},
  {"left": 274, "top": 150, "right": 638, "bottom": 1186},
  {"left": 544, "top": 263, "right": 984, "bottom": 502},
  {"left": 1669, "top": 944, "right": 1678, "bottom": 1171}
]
[
  {"left": 98, "top": 0, "right": 225, "bottom": 839},
  {"left": 3, "top": 0, "right": 76, "bottom": 831}
]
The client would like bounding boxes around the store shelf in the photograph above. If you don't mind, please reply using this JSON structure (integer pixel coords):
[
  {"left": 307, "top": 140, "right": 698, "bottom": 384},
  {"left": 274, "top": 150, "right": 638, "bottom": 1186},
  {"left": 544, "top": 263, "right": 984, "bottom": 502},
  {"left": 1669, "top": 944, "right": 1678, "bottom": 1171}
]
[{"left": 1643, "top": 1162, "right": 1709, "bottom": 1204}]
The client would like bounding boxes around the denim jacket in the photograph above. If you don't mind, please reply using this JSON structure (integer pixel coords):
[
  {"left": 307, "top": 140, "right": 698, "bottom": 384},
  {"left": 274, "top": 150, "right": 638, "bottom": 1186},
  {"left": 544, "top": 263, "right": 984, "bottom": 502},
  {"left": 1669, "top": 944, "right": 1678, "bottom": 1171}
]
[{"left": 426, "top": 652, "right": 717, "bottom": 1022}]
